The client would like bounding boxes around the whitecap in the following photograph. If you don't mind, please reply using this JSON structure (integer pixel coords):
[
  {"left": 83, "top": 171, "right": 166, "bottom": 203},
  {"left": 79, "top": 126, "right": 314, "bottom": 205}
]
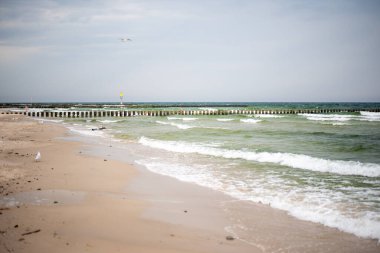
[
  {"left": 254, "top": 114, "right": 284, "bottom": 118},
  {"left": 300, "top": 112, "right": 380, "bottom": 122},
  {"left": 359, "top": 111, "right": 380, "bottom": 122},
  {"left": 135, "top": 157, "right": 380, "bottom": 241},
  {"left": 98, "top": 119, "right": 123, "bottom": 123},
  {"left": 138, "top": 137, "right": 380, "bottom": 177},
  {"left": 167, "top": 117, "right": 198, "bottom": 121},
  {"left": 299, "top": 114, "right": 353, "bottom": 122},
  {"left": 35, "top": 118, "right": 64, "bottom": 123},
  {"left": 199, "top": 108, "right": 218, "bottom": 112},
  {"left": 156, "top": 121, "right": 194, "bottom": 130},
  {"left": 240, "top": 119, "right": 262, "bottom": 124},
  {"left": 360, "top": 111, "right": 380, "bottom": 117},
  {"left": 136, "top": 160, "right": 221, "bottom": 189},
  {"left": 217, "top": 118, "right": 234, "bottom": 122}
]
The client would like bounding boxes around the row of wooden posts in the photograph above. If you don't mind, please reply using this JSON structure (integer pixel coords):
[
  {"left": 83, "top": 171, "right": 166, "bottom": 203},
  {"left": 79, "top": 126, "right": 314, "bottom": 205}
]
[{"left": 1, "top": 108, "right": 379, "bottom": 117}]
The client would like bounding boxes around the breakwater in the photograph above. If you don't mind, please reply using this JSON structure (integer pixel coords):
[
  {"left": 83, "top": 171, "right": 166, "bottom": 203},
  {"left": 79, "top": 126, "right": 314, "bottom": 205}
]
[{"left": 1, "top": 108, "right": 380, "bottom": 117}]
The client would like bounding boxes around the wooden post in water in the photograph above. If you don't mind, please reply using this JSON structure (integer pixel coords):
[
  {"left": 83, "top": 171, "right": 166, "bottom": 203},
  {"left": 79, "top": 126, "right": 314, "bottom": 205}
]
[{"left": 20, "top": 107, "right": 380, "bottom": 118}]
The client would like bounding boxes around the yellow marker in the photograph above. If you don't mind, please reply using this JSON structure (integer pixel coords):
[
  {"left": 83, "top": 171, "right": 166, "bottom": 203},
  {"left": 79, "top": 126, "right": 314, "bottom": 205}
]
[{"left": 120, "top": 92, "right": 124, "bottom": 105}]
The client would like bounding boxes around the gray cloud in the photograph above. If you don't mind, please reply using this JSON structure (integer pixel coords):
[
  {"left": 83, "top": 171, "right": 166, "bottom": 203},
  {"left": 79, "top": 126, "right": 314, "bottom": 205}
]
[{"left": 0, "top": 0, "right": 379, "bottom": 102}]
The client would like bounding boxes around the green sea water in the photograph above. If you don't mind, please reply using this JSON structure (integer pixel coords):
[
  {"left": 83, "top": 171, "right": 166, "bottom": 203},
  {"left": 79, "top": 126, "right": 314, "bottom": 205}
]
[{"left": 60, "top": 104, "right": 380, "bottom": 241}]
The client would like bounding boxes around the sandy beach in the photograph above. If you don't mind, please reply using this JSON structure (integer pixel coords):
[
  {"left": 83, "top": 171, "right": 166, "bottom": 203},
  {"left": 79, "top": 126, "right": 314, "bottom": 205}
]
[{"left": 0, "top": 114, "right": 379, "bottom": 253}]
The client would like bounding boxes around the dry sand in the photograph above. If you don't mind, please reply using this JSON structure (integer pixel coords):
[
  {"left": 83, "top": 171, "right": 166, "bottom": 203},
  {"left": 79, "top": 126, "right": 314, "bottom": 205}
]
[{"left": 0, "top": 114, "right": 379, "bottom": 253}]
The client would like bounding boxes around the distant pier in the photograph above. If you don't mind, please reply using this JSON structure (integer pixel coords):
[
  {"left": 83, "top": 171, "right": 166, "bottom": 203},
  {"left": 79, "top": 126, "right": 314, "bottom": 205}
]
[{"left": 1, "top": 108, "right": 380, "bottom": 117}]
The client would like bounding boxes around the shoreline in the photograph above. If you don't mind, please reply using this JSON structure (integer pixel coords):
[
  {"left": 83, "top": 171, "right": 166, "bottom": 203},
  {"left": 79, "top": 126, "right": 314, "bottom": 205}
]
[{"left": 0, "top": 114, "right": 379, "bottom": 252}]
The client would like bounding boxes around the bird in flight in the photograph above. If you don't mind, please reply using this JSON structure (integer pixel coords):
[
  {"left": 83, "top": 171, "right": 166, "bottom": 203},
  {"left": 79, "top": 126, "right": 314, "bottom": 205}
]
[{"left": 120, "top": 38, "right": 132, "bottom": 42}]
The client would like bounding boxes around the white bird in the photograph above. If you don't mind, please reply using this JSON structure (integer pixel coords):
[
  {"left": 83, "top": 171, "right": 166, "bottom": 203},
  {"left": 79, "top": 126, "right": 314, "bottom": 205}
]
[
  {"left": 120, "top": 37, "right": 132, "bottom": 42},
  {"left": 35, "top": 151, "right": 41, "bottom": 162}
]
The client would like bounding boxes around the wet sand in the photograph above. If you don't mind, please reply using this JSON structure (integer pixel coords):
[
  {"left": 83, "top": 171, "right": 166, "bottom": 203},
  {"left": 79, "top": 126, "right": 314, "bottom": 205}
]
[{"left": 0, "top": 114, "right": 379, "bottom": 252}]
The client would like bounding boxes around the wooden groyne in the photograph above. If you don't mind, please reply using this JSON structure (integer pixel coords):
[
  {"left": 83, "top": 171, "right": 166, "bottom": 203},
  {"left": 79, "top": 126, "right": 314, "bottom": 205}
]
[{"left": 1, "top": 108, "right": 380, "bottom": 117}]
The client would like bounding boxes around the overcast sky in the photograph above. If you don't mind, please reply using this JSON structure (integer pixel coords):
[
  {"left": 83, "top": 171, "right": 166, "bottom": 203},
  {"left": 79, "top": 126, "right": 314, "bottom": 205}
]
[{"left": 0, "top": 0, "right": 379, "bottom": 102}]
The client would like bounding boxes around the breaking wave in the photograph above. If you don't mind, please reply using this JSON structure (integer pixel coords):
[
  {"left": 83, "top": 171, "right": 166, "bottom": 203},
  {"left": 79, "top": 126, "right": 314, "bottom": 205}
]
[
  {"left": 300, "top": 112, "right": 380, "bottom": 122},
  {"left": 240, "top": 119, "right": 262, "bottom": 123},
  {"left": 97, "top": 119, "right": 124, "bottom": 123},
  {"left": 167, "top": 117, "right": 198, "bottom": 121},
  {"left": 360, "top": 111, "right": 380, "bottom": 121},
  {"left": 254, "top": 114, "right": 284, "bottom": 118},
  {"left": 156, "top": 121, "right": 194, "bottom": 130},
  {"left": 136, "top": 158, "right": 380, "bottom": 241},
  {"left": 138, "top": 137, "right": 380, "bottom": 177},
  {"left": 217, "top": 118, "right": 235, "bottom": 122}
]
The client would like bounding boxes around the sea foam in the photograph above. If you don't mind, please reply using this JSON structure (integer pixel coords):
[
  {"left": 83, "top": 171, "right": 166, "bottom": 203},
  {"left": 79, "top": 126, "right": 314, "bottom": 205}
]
[
  {"left": 97, "top": 119, "right": 123, "bottom": 123},
  {"left": 254, "top": 114, "right": 284, "bottom": 118},
  {"left": 167, "top": 117, "right": 198, "bottom": 121},
  {"left": 360, "top": 111, "right": 380, "bottom": 121},
  {"left": 36, "top": 118, "right": 64, "bottom": 123},
  {"left": 299, "top": 114, "right": 353, "bottom": 122},
  {"left": 136, "top": 158, "right": 380, "bottom": 241},
  {"left": 217, "top": 118, "right": 235, "bottom": 122},
  {"left": 138, "top": 137, "right": 380, "bottom": 177},
  {"left": 300, "top": 112, "right": 380, "bottom": 122},
  {"left": 240, "top": 119, "right": 262, "bottom": 123},
  {"left": 199, "top": 107, "right": 218, "bottom": 112},
  {"left": 156, "top": 120, "right": 194, "bottom": 130}
]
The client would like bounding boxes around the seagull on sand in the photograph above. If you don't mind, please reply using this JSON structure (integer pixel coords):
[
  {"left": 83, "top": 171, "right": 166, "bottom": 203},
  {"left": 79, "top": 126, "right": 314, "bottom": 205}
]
[{"left": 35, "top": 151, "right": 41, "bottom": 162}]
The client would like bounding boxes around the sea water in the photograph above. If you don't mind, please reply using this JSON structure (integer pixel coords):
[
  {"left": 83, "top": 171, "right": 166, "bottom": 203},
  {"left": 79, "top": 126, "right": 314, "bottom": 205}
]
[{"left": 57, "top": 103, "right": 380, "bottom": 241}]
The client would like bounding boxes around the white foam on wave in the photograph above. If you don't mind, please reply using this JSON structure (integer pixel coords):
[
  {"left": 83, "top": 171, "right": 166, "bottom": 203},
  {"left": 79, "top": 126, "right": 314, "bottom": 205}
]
[
  {"left": 135, "top": 158, "right": 380, "bottom": 241},
  {"left": 254, "top": 114, "right": 284, "bottom": 118},
  {"left": 97, "top": 119, "right": 123, "bottom": 123},
  {"left": 36, "top": 118, "right": 64, "bottom": 123},
  {"left": 321, "top": 122, "right": 350, "bottom": 126},
  {"left": 217, "top": 118, "right": 234, "bottom": 122},
  {"left": 167, "top": 117, "right": 198, "bottom": 121},
  {"left": 156, "top": 120, "right": 194, "bottom": 130},
  {"left": 240, "top": 119, "right": 262, "bottom": 124},
  {"left": 249, "top": 187, "right": 380, "bottom": 242},
  {"left": 360, "top": 111, "right": 380, "bottom": 121},
  {"left": 299, "top": 114, "right": 353, "bottom": 122},
  {"left": 300, "top": 112, "right": 380, "bottom": 122},
  {"left": 138, "top": 137, "right": 380, "bottom": 177},
  {"left": 199, "top": 107, "right": 218, "bottom": 112},
  {"left": 157, "top": 120, "right": 227, "bottom": 130},
  {"left": 136, "top": 160, "right": 221, "bottom": 189},
  {"left": 360, "top": 111, "right": 380, "bottom": 117}
]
